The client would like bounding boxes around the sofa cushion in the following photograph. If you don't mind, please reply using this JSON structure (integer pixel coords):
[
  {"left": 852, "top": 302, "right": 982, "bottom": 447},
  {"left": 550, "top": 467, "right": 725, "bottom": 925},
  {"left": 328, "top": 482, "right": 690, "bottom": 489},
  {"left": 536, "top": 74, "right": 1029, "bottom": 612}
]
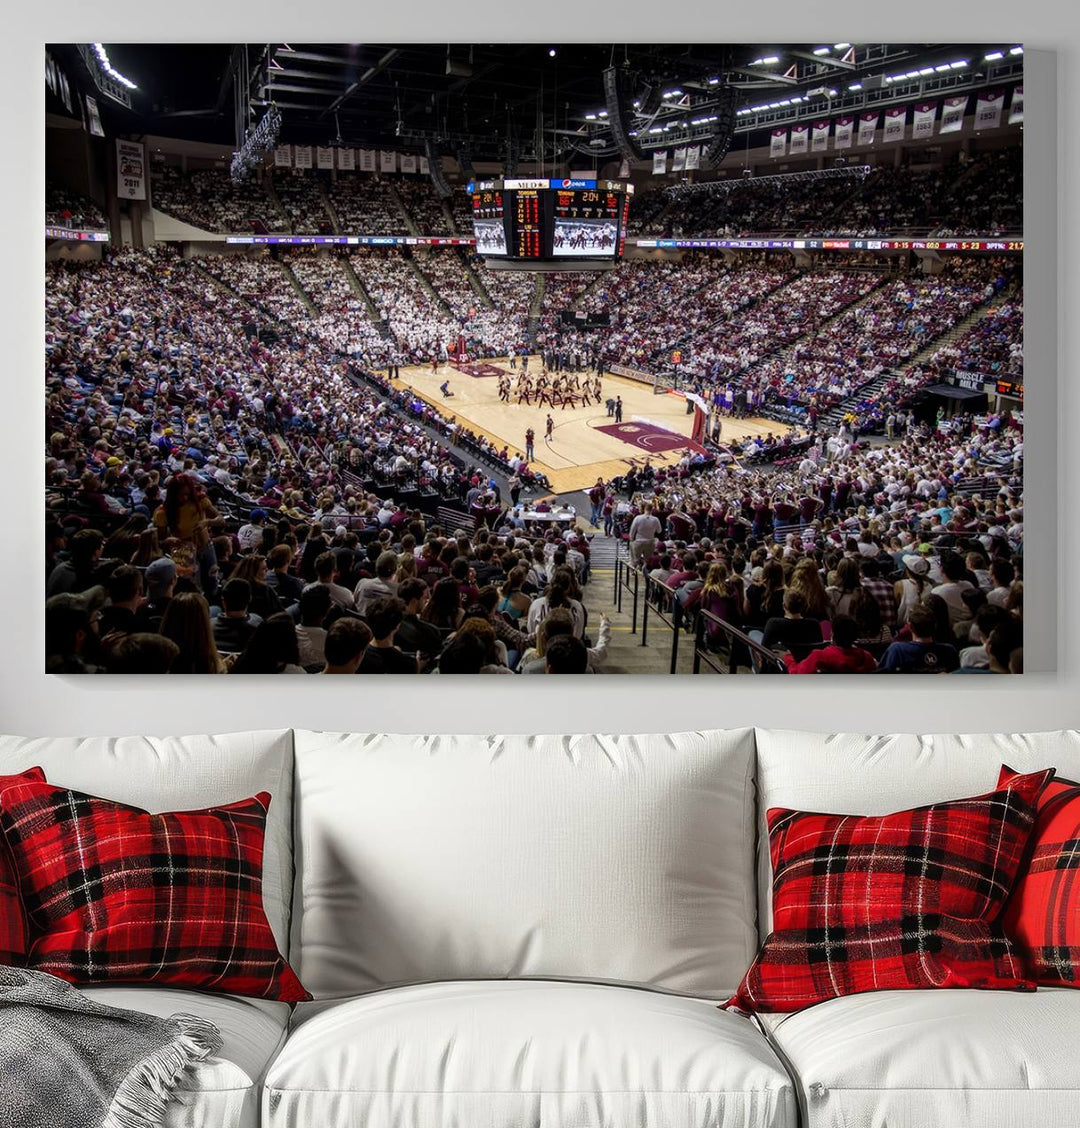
[
  {"left": 0, "top": 732, "right": 295, "bottom": 959},
  {"left": 757, "top": 988, "right": 1080, "bottom": 1128},
  {"left": 753, "top": 730, "right": 1080, "bottom": 933},
  {"left": 729, "top": 769, "right": 1048, "bottom": 1013},
  {"left": 292, "top": 730, "right": 758, "bottom": 1000},
  {"left": 0, "top": 768, "right": 45, "bottom": 963},
  {"left": 80, "top": 985, "right": 290, "bottom": 1128},
  {"left": 264, "top": 980, "right": 796, "bottom": 1128},
  {"left": 1000, "top": 765, "right": 1080, "bottom": 986},
  {"left": 0, "top": 779, "right": 308, "bottom": 1001}
]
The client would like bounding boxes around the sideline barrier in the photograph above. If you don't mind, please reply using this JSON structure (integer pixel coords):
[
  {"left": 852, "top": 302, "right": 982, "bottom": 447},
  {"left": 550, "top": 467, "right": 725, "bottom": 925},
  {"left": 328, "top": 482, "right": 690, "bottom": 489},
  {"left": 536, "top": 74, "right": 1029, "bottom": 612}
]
[{"left": 692, "top": 609, "right": 788, "bottom": 675}]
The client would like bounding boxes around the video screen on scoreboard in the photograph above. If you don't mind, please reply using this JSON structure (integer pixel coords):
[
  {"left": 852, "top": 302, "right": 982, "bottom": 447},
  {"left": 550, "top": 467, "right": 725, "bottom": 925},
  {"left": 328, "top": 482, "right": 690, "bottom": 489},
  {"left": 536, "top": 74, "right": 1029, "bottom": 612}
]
[
  {"left": 473, "top": 218, "right": 508, "bottom": 256},
  {"left": 553, "top": 217, "right": 619, "bottom": 257}
]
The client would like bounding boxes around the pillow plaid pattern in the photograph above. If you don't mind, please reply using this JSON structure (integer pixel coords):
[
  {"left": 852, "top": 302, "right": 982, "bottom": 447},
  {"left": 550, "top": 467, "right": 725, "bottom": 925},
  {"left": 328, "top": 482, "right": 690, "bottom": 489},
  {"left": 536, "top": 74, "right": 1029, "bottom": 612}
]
[
  {"left": 0, "top": 776, "right": 309, "bottom": 1002},
  {"left": 727, "top": 768, "right": 1051, "bottom": 1014},
  {"left": 0, "top": 769, "right": 46, "bottom": 964},
  {"left": 1000, "top": 765, "right": 1080, "bottom": 986}
]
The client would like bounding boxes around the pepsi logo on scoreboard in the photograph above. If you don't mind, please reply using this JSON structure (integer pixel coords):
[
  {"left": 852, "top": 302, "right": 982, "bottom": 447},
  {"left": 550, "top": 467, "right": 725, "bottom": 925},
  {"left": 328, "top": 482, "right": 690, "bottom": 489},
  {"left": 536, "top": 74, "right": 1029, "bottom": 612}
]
[{"left": 559, "top": 178, "right": 597, "bottom": 189}]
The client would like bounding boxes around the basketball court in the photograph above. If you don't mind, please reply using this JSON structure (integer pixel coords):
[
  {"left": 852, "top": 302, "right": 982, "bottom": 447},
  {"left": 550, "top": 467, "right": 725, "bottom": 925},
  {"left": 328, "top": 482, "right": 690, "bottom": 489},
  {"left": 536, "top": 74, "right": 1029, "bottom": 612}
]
[{"left": 386, "top": 355, "right": 783, "bottom": 493}]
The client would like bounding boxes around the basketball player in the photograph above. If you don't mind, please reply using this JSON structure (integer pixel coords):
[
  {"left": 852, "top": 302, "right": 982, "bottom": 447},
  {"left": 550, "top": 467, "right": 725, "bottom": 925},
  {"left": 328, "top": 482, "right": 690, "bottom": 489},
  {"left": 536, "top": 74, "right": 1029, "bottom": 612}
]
[
  {"left": 525, "top": 427, "right": 535, "bottom": 460},
  {"left": 545, "top": 414, "right": 554, "bottom": 442}
]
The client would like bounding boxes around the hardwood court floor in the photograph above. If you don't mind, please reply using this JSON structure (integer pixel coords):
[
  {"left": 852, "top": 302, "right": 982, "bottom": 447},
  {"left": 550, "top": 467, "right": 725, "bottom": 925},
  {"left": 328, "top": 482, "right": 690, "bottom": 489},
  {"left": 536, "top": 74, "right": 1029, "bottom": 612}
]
[{"left": 388, "top": 355, "right": 781, "bottom": 493}]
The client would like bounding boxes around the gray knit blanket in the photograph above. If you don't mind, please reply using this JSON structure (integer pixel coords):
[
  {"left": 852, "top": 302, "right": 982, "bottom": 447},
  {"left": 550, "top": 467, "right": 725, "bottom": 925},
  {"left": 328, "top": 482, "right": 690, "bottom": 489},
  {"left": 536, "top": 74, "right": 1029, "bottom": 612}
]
[{"left": 0, "top": 966, "right": 222, "bottom": 1128}]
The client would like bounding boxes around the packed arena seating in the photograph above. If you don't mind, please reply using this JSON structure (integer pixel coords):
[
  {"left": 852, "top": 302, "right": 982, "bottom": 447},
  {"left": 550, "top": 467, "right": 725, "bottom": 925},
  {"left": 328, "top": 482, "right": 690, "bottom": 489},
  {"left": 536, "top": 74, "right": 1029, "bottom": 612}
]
[
  {"left": 46, "top": 183, "right": 107, "bottom": 230},
  {"left": 928, "top": 293, "right": 1023, "bottom": 377},
  {"left": 611, "top": 406, "right": 1022, "bottom": 670},
  {"left": 199, "top": 251, "right": 312, "bottom": 324},
  {"left": 675, "top": 269, "right": 886, "bottom": 378},
  {"left": 272, "top": 171, "right": 332, "bottom": 234},
  {"left": 395, "top": 178, "right": 454, "bottom": 233},
  {"left": 448, "top": 189, "right": 476, "bottom": 234},
  {"left": 739, "top": 257, "right": 1016, "bottom": 408},
  {"left": 150, "top": 167, "right": 285, "bottom": 233},
  {"left": 634, "top": 149, "right": 1023, "bottom": 238},
  {"left": 326, "top": 175, "right": 407, "bottom": 234}
]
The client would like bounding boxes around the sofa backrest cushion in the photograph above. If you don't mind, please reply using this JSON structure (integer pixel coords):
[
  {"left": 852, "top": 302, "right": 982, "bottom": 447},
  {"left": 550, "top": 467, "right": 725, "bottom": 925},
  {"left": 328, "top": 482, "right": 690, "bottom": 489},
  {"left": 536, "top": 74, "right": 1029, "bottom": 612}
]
[
  {"left": 753, "top": 729, "right": 1080, "bottom": 934},
  {"left": 291, "top": 730, "right": 758, "bottom": 1001},
  {"left": 0, "top": 731, "right": 295, "bottom": 959}
]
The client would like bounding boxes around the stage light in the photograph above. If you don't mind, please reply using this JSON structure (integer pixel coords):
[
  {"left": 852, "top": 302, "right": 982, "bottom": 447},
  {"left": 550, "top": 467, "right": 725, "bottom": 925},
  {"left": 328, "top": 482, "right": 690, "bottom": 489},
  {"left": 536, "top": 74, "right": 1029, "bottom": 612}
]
[
  {"left": 1010, "top": 46, "right": 1024, "bottom": 55},
  {"left": 813, "top": 47, "right": 830, "bottom": 56},
  {"left": 985, "top": 51, "right": 1004, "bottom": 61},
  {"left": 549, "top": 48, "right": 557, "bottom": 57}
]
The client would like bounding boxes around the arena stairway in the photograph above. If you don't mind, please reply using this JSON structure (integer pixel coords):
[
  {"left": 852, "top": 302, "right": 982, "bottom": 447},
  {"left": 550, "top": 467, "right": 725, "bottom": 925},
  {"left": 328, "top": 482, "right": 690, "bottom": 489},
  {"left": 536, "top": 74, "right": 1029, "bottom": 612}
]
[
  {"left": 261, "top": 177, "right": 292, "bottom": 232},
  {"left": 460, "top": 251, "right": 495, "bottom": 311},
  {"left": 278, "top": 259, "right": 318, "bottom": 316},
  {"left": 339, "top": 258, "right": 389, "bottom": 333},
  {"left": 405, "top": 251, "right": 455, "bottom": 317},
  {"left": 386, "top": 182, "right": 420, "bottom": 235},
  {"left": 320, "top": 183, "right": 343, "bottom": 235},
  {"left": 527, "top": 276, "right": 545, "bottom": 345}
]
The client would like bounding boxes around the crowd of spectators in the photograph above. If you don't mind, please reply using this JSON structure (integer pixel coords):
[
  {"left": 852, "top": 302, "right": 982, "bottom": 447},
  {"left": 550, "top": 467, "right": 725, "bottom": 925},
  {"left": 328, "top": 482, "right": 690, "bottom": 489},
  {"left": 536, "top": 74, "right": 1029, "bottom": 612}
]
[
  {"left": 326, "top": 175, "right": 408, "bottom": 234},
  {"left": 617, "top": 408, "right": 1023, "bottom": 674},
  {"left": 47, "top": 184, "right": 107, "bottom": 230},
  {"left": 150, "top": 167, "right": 285, "bottom": 233},
  {"left": 272, "top": 171, "right": 332, "bottom": 234},
  {"left": 630, "top": 146, "right": 1023, "bottom": 239},
  {"left": 928, "top": 292, "right": 1023, "bottom": 378},
  {"left": 395, "top": 178, "right": 454, "bottom": 233}
]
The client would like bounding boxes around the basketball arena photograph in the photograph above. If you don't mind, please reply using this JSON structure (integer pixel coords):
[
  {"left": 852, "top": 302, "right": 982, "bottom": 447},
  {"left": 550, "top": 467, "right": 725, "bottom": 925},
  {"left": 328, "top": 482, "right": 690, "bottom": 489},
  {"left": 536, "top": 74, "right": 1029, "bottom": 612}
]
[{"left": 43, "top": 40, "right": 1025, "bottom": 676}]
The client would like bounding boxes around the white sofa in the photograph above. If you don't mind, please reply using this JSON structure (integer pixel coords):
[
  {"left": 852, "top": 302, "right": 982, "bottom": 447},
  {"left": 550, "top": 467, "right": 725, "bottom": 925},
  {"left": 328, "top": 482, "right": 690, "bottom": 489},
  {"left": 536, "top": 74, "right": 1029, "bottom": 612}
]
[{"left": 1, "top": 728, "right": 1077, "bottom": 1128}]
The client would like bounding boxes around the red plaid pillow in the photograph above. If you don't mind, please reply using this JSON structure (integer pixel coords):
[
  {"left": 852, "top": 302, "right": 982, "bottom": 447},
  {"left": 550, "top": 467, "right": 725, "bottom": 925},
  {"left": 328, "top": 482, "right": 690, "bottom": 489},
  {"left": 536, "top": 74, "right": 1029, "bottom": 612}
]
[
  {"left": 0, "top": 769, "right": 47, "bottom": 964},
  {"left": 0, "top": 776, "right": 309, "bottom": 1002},
  {"left": 726, "top": 768, "right": 1051, "bottom": 1014},
  {"left": 1000, "top": 765, "right": 1080, "bottom": 986}
]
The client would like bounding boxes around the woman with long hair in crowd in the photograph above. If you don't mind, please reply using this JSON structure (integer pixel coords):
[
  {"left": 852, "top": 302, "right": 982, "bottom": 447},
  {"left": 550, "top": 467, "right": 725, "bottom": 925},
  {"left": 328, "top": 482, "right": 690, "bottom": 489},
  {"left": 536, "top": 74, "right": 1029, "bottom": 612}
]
[
  {"left": 787, "top": 557, "right": 830, "bottom": 622},
  {"left": 423, "top": 576, "right": 464, "bottom": 633},
  {"left": 231, "top": 613, "right": 306, "bottom": 674},
  {"left": 158, "top": 591, "right": 226, "bottom": 674},
  {"left": 229, "top": 553, "right": 283, "bottom": 620}
]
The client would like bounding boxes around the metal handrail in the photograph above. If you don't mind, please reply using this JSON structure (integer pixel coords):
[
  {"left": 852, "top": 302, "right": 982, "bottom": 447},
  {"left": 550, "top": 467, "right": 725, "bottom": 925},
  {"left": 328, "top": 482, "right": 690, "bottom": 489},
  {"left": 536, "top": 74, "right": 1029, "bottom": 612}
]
[
  {"left": 692, "top": 608, "right": 788, "bottom": 675},
  {"left": 640, "top": 574, "right": 683, "bottom": 675}
]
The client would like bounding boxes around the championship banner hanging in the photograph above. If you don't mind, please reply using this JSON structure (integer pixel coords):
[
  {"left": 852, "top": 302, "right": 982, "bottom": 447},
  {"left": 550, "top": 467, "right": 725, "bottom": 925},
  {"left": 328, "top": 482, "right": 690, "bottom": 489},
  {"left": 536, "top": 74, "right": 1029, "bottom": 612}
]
[
  {"left": 811, "top": 121, "right": 830, "bottom": 152},
  {"left": 685, "top": 145, "right": 701, "bottom": 170},
  {"left": 653, "top": 150, "right": 668, "bottom": 174},
  {"left": 115, "top": 139, "right": 146, "bottom": 199},
  {"left": 883, "top": 106, "right": 906, "bottom": 143},
  {"left": 1008, "top": 86, "right": 1024, "bottom": 124},
  {"left": 316, "top": 146, "right": 334, "bottom": 170},
  {"left": 833, "top": 116, "right": 854, "bottom": 149},
  {"left": 419, "top": 155, "right": 430, "bottom": 174},
  {"left": 294, "top": 145, "right": 313, "bottom": 169},
  {"left": 672, "top": 147, "right": 687, "bottom": 172},
  {"left": 789, "top": 124, "right": 809, "bottom": 154},
  {"left": 857, "top": 111, "right": 878, "bottom": 146},
  {"left": 770, "top": 129, "right": 787, "bottom": 157},
  {"left": 912, "top": 103, "right": 937, "bottom": 140},
  {"left": 274, "top": 145, "right": 292, "bottom": 167},
  {"left": 380, "top": 149, "right": 397, "bottom": 172},
  {"left": 939, "top": 95, "right": 967, "bottom": 134},
  {"left": 975, "top": 90, "right": 1005, "bottom": 130},
  {"left": 359, "top": 149, "right": 377, "bottom": 172},
  {"left": 86, "top": 97, "right": 105, "bottom": 138},
  {"left": 336, "top": 147, "right": 355, "bottom": 170},
  {"left": 400, "top": 153, "right": 418, "bottom": 174}
]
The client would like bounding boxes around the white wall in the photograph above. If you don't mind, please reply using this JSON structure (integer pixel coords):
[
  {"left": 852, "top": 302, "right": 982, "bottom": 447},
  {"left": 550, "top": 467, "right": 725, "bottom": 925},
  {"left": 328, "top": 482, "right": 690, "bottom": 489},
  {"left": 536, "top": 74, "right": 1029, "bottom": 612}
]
[{"left": 9, "top": 3, "right": 1075, "bottom": 737}]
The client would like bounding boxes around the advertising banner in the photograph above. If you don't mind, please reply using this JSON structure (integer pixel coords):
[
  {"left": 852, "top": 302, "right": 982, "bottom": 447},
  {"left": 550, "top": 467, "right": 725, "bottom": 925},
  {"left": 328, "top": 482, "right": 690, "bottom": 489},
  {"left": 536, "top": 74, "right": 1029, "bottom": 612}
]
[
  {"left": 672, "top": 147, "right": 687, "bottom": 172},
  {"left": 770, "top": 129, "right": 787, "bottom": 157},
  {"left": 789, "top": 124, "right": 809, "bottom": 154},
  {"left": 811, "top": 121, "right": 830, "bottom": 151},
  {"left": 685, "top": 145, "right": 701, "bottom": 170},
  {"left": 653, "top": 150, "right": 668, "bottom": 174}
]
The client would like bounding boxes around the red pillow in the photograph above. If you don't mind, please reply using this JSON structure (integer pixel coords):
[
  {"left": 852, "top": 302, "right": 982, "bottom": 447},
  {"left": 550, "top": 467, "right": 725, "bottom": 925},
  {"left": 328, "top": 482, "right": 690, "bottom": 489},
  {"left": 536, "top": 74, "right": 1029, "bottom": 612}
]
[
  {"left": 0, "top": 776, "right": 309, "bottom": 1002},
  {"left": 0, "top": 768, "right": 47, "bottom": 964},
  {"left": 1000, "top": 764, "right": 1080, "bottom": 986},
  {"left": 726, "top": 768, "right": 1051, "bottom": 1014}
]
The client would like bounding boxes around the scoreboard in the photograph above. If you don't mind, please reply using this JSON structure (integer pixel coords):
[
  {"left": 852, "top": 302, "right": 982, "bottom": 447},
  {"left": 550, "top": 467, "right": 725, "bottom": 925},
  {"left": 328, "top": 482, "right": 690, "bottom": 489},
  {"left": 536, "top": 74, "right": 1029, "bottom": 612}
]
[{"left": 468, "top": 178, "right": 634, "bottom": 262}]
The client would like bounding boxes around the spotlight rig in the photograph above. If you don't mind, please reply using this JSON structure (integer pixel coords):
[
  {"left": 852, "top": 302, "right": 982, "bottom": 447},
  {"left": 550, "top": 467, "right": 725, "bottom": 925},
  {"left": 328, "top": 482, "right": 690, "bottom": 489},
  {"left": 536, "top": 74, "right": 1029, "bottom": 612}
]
[{"left": 231, "top": 103, "right": 282, "bottom": 183}]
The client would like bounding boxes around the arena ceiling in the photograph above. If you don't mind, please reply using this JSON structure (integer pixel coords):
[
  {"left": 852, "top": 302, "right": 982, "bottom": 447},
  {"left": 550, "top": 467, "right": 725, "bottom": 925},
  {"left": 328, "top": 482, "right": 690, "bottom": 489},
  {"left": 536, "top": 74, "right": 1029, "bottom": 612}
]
[{"left": 50, "top": 43, "right": 1016, "bottom": 162}]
